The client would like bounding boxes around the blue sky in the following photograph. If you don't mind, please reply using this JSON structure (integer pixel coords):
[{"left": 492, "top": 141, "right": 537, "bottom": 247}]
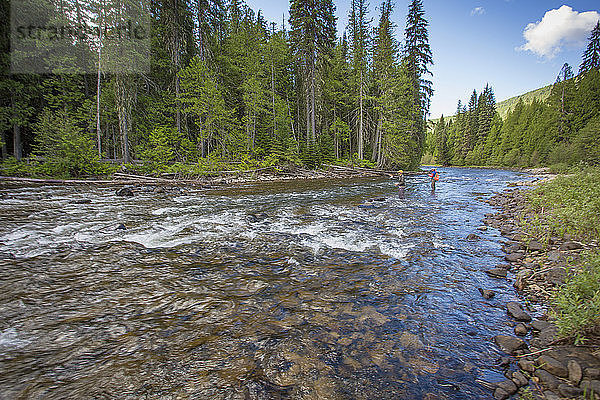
[{"left": 245, "top": 0, "right": 600, "bottom": 119}]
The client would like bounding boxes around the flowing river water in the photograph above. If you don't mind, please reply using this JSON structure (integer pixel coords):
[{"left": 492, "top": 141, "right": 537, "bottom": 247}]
[{"left": 0, "top": 168, "right": 532, "bottom": 399}]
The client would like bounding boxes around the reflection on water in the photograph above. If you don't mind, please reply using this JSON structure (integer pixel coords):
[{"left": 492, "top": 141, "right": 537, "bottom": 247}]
[{"left": 0, "top": 168, "right": 528, "bottom": 399}]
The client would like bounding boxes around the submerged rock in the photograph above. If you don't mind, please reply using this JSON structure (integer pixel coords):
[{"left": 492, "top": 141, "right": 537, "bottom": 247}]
[
  {"left": 486, "top": 268, "right": 508, "bottom": 278},
  {"left": 116, "top": 187, "right": 134, "bottom": 197},
  {"left": 247, "top": 213, "right": 269, "bottom": 223},
  {"left": 467, "top": 234, "right": 481, "bottom": 241},
  {"left": 478, "top": 288, "right": 496, "bottom": 299},
  {"left": 399, "top": 332, "right": 424, "bottom": 350}
]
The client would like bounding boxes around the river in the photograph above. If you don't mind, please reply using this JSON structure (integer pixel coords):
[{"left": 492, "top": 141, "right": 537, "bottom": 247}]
[{"left": 0, "top": 168, "right": 531, "bottom": 399}]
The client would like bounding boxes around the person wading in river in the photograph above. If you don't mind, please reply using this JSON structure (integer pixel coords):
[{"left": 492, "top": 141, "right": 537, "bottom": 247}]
[
  {"left": 395, "top": 170, "right": 405, "bottom": 187},
  {"left": 429, "top": 168, "right": 440, "bottom": 191},
  {"left": 389, "top": 170, "right": 406, "bottom": 197}
]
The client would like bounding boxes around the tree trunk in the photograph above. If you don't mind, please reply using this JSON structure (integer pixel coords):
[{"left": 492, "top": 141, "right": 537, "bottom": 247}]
[
  {"left": 358, "top": 70, "right": 364, "bottom": 159},
  {"left": 271, "top": 59, "right": 276, "bottom": 141},
  {"left": 115, "top": 75, "right": 131, "bottom": 164},
  {"left": 372, "top": 117, "right": 381, "bottom": 162},
  {"left": 13, "top": 123, "right": 22, "bottom": 161},
  {"left": 310, "top": 66, "right": 317, "bottom": 146},
  {"left": 11, "top": 95, "right": 22, "bottom": 161},
  {"left": 96, "top": 37, "right": 103, "bottom": 157},
  {"left": 305, "top": 85, "right": 310, "bottom": 147}
]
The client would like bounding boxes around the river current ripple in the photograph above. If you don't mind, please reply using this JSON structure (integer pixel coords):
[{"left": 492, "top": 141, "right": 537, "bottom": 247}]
[{"left": 0, "top": 168, "right": 530, "bottom": 399}]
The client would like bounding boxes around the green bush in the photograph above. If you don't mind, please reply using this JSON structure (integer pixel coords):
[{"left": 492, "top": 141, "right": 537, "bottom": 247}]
[
  {"left": 553, "top": 253, "right": 600, "bottom": 344},
  {"left": 526, "top": 167, "right": 600, "bottom": 240},
  {"left": 0, "top": 157, "right": 33, "bottom": 176},
  {"left": 33, "top": 110, "right": 102, "bottom": 177}
]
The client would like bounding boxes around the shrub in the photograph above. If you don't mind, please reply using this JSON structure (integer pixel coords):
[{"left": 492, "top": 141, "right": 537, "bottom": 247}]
[
  {"left": 526, "top": 167, "right": 600, "bottom": 240},
  {"left": 33, "top": 110, "right": 102, "bottom": 177},
  {"left": 553, "top": 253, "right": 600, "bottom": 344}
]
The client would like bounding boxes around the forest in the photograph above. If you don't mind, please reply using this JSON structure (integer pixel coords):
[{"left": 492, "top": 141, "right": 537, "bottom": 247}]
[
  {"left": 426, "top": 21, "right": 600, "bottom": 170},
  {"left": 0, "top": 0, "right": 434, "bottom": 177}
]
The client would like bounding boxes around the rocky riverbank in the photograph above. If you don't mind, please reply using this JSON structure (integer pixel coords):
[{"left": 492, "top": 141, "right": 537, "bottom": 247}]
[{"left": 479, "top": 184, "right": 600, "bottom": 399}]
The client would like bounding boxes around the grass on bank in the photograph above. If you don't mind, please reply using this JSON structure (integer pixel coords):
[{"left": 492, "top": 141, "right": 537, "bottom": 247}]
[
  {"left": 554, "top": 253, "right": 600, "bottom": 344},
  {"left": 526, "top": 167, "right": 600, "bottom": 240},
  {"left": 524, "top": 167, "right": 600, "bottom": 343}
]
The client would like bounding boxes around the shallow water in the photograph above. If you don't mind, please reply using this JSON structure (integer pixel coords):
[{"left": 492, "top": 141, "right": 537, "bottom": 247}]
[{"left": 0, "top": 168, "right": 530, "bottom": 399}]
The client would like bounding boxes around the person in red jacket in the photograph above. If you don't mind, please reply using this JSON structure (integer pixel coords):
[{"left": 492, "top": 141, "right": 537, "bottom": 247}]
[{"left": 429, "top": 168, "right": 440, "bottom": 190}]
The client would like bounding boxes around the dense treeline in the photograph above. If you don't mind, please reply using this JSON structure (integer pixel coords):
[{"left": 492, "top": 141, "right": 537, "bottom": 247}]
[
  {"left": 0, "top": 0, "right": 433, "bottom": 177},
  {"left": 428, "top": 21, "right": 600, "bottom": 169}
]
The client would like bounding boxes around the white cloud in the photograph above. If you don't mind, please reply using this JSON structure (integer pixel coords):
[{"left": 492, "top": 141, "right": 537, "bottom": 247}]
[
  {"left": 470, "top": 7, "right": 485, "bottom": 16},
  {"left": 518, "top": 5, "right": 600, "bottom": 58}
]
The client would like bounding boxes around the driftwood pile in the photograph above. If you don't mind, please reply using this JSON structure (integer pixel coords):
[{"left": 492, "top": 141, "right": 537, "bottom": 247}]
[{"left": 0, "top": 165, "right": 425, "bottom": 187}]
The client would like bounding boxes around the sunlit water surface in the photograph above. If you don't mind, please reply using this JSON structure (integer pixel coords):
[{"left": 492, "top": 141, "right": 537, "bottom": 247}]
[{"left": 0, "top": 168, "right": 530, "bottom": 399}]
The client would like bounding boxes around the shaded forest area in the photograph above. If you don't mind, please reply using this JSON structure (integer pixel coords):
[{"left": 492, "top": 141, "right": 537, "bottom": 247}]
[
  {"left": 426, "top": 21, "right": 600, "bottom": 170},
  {"left": 0, "top": 0, "right": 434, "bottom": 177}
]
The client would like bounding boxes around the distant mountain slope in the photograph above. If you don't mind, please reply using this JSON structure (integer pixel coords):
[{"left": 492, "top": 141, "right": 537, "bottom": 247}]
[
  {"left": 429, "top": 83, "right": 553, "bottom": 126},
  {"left": 495, "top": 84, "right": 553, "bottom": 118}
]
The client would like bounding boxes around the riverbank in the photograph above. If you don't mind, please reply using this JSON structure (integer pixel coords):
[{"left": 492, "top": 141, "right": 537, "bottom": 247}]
[
  {"left": 480, "top": 169, "right": 600, "bottom": 399},
  {"left": 0, "top": 164, "right": 426, "bottom": 188}
]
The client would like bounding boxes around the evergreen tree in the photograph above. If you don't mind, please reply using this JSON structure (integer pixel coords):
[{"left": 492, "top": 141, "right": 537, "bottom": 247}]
[
  {"left": 403, "top": 0, "right": 433, "bottom": 164},
  {"left": 579, "top": 21, "right": 600, "bottom": 75},
  {"left": 348, "top": 0, "right": 371, "bottom": 160},
  {"left": 434, "top": 114, "right": 450, "bottom": 166}
]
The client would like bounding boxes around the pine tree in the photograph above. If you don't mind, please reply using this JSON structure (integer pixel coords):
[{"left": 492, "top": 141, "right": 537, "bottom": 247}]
[
  {"left": 463, "top": 89, "right": 478, "bottom": 155},
  {"left": 403, "top": 0, "right": 433, "bottom": 163},
  {"left": 348, "top": 0, "right": 370, "bottom": 160},
  {"left": 289, "top": 0, "right": 337, "bottom": 165},
  {"left": 551, "top": 63, "right": 575, "bottom": 142},
  {"left": 579, "top": 21, "right": 600, "bottom": 75},
  {"left": 434, "top": 114, "right": 449, "bottom": 166}
]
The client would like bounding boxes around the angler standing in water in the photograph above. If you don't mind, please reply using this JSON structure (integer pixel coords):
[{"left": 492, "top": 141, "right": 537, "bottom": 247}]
[
  {"left": 429, "top": 168, "right": 440, "bottom": 191},
  {"left": 396, "top": 170, "right": 405, "bottom": 187},
  {"left": 390, "top": 170, "right": 406, "bottom": 197}
]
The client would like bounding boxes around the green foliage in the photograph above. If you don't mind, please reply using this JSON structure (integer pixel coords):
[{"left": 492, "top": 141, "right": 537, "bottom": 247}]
[
  {"left": 0, "top": 157, "right": 34, "bottom": 176},
  {"left": 553, "top": 253, "right": 600, "bottom": 344},
  {"left": 139, "top": 126, "right": 192, "bottom": 173},
  {"left": 427, "top": 60, "right": 599, "bottom": 169},
  {"left": 526, "top": 168, "right": 600, "bottom": 240},
  {"left": 0, "top": 0, "right": 431, "bottom": 175},
  {"left": 33, "top": 110, "right": 102, "bottom": 177}
]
